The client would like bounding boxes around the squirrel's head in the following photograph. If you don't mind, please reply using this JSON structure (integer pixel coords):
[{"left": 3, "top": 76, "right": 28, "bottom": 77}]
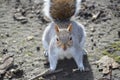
[{"left": 55, "top": 24, "right": 73, "bottom": 51}]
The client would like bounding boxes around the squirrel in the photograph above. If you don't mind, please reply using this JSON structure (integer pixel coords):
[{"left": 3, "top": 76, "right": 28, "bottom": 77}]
[{"left": 42, "top": 0, "right": 86, "bottom": 71}]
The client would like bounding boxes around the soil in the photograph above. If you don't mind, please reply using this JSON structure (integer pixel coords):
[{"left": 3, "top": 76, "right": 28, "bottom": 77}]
[{"left": 0, "top": 0, "right": 120, "bottom": 80}]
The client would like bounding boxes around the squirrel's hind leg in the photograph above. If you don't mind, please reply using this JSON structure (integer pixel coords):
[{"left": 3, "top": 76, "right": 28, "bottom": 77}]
[
  {"left": 42, "top": 25, "right": 50, "bottom": 57},
  {"left": 48, "top": 47, "right": 58, "bottom": 71},
  {"left": 71, "top": 48, "right": 85, "bottom": 71}
]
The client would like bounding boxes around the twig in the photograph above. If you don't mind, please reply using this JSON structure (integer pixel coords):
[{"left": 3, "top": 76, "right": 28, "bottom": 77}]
[
  {"left": 29, "top": 68, "right": 63, "bottom": 80},
  {"left": 0, "top": 55, "right": 14, "bottom": 75},
  {"left": 91, "top": 11, "right": 101, "bottom": 20},
  {"left": 109, "top": 64, "right": 112, "bottom": 80}
]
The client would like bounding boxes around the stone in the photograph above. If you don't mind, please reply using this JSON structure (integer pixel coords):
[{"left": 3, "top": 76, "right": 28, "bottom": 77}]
[
  {"left": 13, "top": 13, "right": 28, "bottom": 24},
  {"left": 26, "top": 36, "right": 34, "bottom": 41},
  {"left": 93, "top": 56, "right": 120, "bottom": 74},
  {"left": 0, "top": 54, "right": 14, "bottom": 75}
]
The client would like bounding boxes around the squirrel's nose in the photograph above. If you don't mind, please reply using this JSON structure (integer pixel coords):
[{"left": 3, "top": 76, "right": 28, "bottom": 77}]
[{"left": 61, "top": 44, "right": 67, "bottom": 51}]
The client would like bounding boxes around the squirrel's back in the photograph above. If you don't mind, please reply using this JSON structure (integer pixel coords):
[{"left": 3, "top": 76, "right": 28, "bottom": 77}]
[{"left": 43, "top": 0, "right": 82, "bottom": 21}]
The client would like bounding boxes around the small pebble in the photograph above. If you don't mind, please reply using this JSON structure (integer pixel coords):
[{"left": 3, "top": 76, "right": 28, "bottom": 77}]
[
  {"left": 13, "top": 40, "right": 16, "bottom": 43},
  {"left": 91, "top": 38, "right": 94, "bottom": 42},
  {"left": 36, "top": 46, "right": 40, "bottom": 51},
  {"left": 93, "top": 43, "right": 96, "bottom": 46},
  {"left": 38, "top": 77, "right": 45, "bottom": 80},
  {"left": 5, "top": 33, "right": 10, "bottom": 37},
  {"left": 0, "top": 34, "right": 4, "bottom": 37},
  {"left": 2, "top": 48, "right": 8, "bottom": 54},
  {"left": 26, "top": 36, "right": 34, "bottom": 41},
  {"left": 90, "top": 27, "right": 96, "bottom": 32}
]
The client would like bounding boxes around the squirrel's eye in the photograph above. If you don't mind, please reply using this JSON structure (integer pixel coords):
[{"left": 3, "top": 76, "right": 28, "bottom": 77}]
[
  {"left": 56, "top": 38, "right": 59, "bottom": 41},
  {"left": 69, "top": 37, "right": 72, "bottom": 40}
]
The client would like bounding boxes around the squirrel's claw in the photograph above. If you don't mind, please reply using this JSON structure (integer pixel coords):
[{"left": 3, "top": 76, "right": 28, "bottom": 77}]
[
  {"left": 78, "top": 64, "right": 85, "bottom": 71},
  {"left": 50, "top": 67, "right": 56, "bottom": 72},
  {"left": 44, "top": 50, "right": 48, "bottom": 57},
  {"left": 83, "top": 49, "right": 87, "bottom": 55}
]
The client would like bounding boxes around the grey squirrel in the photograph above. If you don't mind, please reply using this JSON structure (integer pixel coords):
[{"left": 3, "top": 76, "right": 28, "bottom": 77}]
[{"left": 42, "top": 0, "right": 86, "bottom": 71}]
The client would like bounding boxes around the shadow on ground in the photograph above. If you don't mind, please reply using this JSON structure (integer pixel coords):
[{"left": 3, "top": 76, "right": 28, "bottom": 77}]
[{"left": 43, "top": 55, "right": 94, "bottom": 80}]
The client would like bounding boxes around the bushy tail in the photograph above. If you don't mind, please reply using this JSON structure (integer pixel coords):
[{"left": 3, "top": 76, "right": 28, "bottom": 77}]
[{"left": 43, "top": 0, "right": 82, "bottom": 21}]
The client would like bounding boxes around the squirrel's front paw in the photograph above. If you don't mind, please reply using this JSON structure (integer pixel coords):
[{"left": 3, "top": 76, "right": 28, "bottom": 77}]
[
  {"left": 83, "top": 49, "right": 87, "bottom": 55},
  {"left": 49, "top": 67, "right": 56, "bottom": 72},
  {"left": 78, "top": 64, "right": 85, "bottom": 71},
  {"left": 44, "top": 50, "right": 48, "bottom": 57}
]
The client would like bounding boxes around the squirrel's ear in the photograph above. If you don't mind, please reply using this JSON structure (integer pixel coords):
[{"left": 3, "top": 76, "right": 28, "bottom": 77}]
[
  {"left": 67, "top": 24, "right": 72, "bottom": 32},
  {"left": 55, "top": 24, "right": 59, "bottom": 33}
]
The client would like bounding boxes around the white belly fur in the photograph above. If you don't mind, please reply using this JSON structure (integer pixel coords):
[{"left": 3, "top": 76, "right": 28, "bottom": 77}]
[{"left": 55, "top": 47, "right": 73, "bottom": 60}]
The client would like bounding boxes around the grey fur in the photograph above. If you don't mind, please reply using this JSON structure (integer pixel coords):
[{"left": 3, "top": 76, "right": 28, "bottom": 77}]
[{"left": 42, "top": 21, "right": 86, "bottom": 71}]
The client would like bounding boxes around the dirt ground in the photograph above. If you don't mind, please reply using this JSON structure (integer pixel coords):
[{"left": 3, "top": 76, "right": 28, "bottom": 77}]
[{"left": 0, "top": 0, "right": 120, "bottom": 80}]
